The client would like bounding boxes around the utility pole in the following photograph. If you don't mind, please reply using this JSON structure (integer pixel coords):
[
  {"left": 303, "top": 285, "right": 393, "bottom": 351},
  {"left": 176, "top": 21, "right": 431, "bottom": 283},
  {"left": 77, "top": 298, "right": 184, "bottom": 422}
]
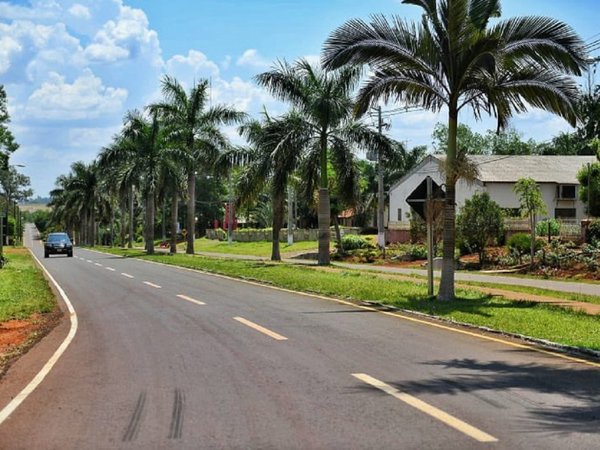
[
  {"left": 377, "top": 106, "right": 386, "bottom": 258},
  {"left": 426, "top": 176, "right": 434, "bottom": 296},
  {"left": 588, "top": 162, "right": 592, "bottom": 218}
]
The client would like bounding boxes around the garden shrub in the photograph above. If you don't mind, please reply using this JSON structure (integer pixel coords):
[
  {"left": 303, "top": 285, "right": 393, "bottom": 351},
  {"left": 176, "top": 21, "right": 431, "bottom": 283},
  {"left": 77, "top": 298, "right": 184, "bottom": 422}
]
[
  {"left": 507, "top": 233, "right": 542, "bottom": 264},
  {"left": 587, "top": 219, "right": 600, "bottom": 244},
  {"left": 338, "top": 234, "right": 373, "bottom": 251},
  {"left": 536, "top": 219, "right": 560, "bottom": 238}
]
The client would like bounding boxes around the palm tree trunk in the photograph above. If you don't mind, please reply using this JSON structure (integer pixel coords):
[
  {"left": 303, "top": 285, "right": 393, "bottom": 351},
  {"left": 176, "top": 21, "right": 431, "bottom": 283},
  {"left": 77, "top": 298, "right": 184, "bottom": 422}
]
[
  {"left": 186, "top": 170, "right": 195, "bottom": 254},
  {"left": 318, "top": 133, "right": 330, "bottom": 265},
  {"left": 128, "top": 185, "right": 134, "bottom": 249},
  {"left": 438, "top": 107, "right": 458, "bottom": 301},
  {"left": 530, "top": 212, "right": 536, "bottom": 267},
  {"left": 333, "top": 214, "right": 344, "bottom": 255},
  {"left": 170, "top": 189, "right": 178, "bottom": 254},
  {"left": 146, "top": 192, "right": 155, "bottom": 255},
  {"left": 161, "top": 193, "right": 167, "bottom": 241},
  {"left": 271, "top": 190, "right": 284, "bottom": 261},
  {"left": 120, "top": 199, "right": 127, "bottom": 248},
  {"left": 89, "top": 202, "right": 96, "bottom": 247}
]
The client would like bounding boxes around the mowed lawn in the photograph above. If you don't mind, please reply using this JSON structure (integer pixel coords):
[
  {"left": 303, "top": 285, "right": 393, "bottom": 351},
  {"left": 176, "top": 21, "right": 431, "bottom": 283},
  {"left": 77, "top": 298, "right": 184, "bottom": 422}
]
[
  {"left": 0, "top": 248, "right": 56, "bottom": 321},
  {"left": 177, "top": 237, "right": 321, "bottom": 257},
  {"left": 101, "top": 248, "right": 600, "bottom": 352}
]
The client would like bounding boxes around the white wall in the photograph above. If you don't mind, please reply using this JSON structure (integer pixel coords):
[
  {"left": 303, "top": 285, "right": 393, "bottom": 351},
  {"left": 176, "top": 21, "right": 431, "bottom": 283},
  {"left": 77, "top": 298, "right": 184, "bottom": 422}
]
[{"left": 389, "top": 159, "right": 587, "bottom": 227}]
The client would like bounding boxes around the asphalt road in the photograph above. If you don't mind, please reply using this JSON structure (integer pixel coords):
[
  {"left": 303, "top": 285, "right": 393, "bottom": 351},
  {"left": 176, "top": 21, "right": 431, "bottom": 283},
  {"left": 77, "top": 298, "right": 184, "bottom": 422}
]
[{"left": 0, "top": 225, "right": 599, "bottom": 449}]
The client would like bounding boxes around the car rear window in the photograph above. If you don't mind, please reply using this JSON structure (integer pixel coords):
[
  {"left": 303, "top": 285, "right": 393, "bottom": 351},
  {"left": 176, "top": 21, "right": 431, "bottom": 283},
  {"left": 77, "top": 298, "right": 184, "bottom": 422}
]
[{"left": 48, "top": 234, "right": 70, "bottom": 243}]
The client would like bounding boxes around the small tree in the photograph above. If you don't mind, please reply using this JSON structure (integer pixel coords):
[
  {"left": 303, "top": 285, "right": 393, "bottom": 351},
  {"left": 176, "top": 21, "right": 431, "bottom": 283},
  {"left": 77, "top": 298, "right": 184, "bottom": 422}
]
[
  {"left": 457, "top": 192, "right": 504, "bottom": 267},
  {"left": 513, "top": 178, "right": 547, "bottom": 267}
]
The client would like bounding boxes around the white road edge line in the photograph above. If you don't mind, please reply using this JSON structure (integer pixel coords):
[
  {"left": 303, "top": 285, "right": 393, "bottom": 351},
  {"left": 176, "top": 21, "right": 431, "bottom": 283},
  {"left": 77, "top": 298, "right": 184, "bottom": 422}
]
[
  {"left": 0, "top": 250, "right": 78, "bottom": 426},
  {"left": 233, "top": 317, "right": 287, "bottom": 341},
  {"left": 121, "top": 273, "right": 134, "bottom": 279},
  {"left": 352, "top": 373, "right": 498, "bottom": 443},
  {"left": 143, "top": 281, "right": 162, "bottom": 289},
  {"left": 176, "top": 294, "right": 206, "bottom": 306}
]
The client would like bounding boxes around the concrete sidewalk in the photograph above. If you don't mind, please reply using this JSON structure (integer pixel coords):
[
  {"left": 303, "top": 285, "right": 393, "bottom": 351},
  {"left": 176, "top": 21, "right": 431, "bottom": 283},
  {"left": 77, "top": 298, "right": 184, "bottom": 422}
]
[{"left": 192, "top": 250, "right": 599, "bottom": 297}]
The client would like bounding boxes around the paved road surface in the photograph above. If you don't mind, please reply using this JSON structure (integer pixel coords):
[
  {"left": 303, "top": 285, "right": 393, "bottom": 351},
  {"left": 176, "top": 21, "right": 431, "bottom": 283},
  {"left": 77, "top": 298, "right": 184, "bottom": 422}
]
[{"left": 0, "top": 226, "right": 599, "bottom": 449}]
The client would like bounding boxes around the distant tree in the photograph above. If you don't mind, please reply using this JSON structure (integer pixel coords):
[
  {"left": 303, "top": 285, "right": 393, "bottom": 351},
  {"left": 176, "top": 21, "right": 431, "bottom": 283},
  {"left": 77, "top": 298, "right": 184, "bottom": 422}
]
[
  {"left": 485, "top": 129, "right": 535, "bottom": 155},
  {"left": 457, "top": 192, "right": 504, "bottom": 267},
  {"left": 432, "top": 123, "right": 486, "bottom": 155},
  {"left": 0, "top": 86, "right": 18, "bottom": 171},
  {"left": 577, "top": 149, "right": 600, "bottom": 217},
  {"left": 514, "top": 178, "right": 547, "bottom": 267}
]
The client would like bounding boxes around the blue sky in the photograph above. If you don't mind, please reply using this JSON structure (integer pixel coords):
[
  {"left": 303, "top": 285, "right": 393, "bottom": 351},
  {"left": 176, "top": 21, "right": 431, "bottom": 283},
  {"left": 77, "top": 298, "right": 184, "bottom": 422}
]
[{"left": 1, "top": 0, "right": 598, "bottom": 196}]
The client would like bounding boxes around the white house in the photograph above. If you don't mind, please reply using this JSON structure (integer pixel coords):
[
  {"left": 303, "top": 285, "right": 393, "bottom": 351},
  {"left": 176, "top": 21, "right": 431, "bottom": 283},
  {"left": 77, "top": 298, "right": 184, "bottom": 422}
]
[{"left": 388, "top": 155, "right": 596, "bottom": 231}]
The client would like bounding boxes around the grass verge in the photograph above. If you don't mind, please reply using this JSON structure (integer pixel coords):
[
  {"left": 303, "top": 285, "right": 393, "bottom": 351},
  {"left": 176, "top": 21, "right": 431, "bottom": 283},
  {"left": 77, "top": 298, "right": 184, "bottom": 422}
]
[
  {"left": 0, "top": 248, "right": 61, "bottom": 377},
  {"left": 0, "top": 248, "right": 57, "bottom": 320},
  {"left": 101, "top": 247, "right": 600, "bottom": 351},
  {"left": 176, "top": 238, "right": 320, "bottom": 257}
]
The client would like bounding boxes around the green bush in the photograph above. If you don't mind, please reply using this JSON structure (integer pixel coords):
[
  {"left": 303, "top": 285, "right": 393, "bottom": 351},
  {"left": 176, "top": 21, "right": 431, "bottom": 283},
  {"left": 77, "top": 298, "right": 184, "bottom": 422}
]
[
  {"left": 339, "top": 234, "right": 373, "bottom": 251},
  {"left": 536, "top": 219, "right": 560, "bottom": 237},
  {"left": 587, "top": 219, "right": 600, "bottom": 244},
  {"left": 507, "top": 233, "right": 542, "bottom": 263},
  {"left": 406, "top": 244, "right": 428, "bottom": 260}
]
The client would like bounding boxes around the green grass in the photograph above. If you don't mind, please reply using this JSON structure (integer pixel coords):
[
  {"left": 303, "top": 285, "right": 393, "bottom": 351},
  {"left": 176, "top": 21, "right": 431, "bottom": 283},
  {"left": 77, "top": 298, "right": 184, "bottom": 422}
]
[
  {"left": 101, "top": 247, "right": 600, "bottom": 351},
  {"left": 0, "top": 248, "right": 57, "bottom": 321},
  {"left": 347, "top": 268, "right": 600, "bottom": 306},
  {"left": 177, "top": 238, "right": 320, "bottom": 257}
]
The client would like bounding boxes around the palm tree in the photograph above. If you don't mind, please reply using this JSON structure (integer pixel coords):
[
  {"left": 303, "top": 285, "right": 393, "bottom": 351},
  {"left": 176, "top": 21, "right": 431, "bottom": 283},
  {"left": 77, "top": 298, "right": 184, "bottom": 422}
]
[
  {"left": 256, "top": 59, "right": 396, "bottom": 265},
  {"left": 322, "top": 0, "right": 587, "bottom": 299},
  {"left": 235, "top": 113, "right": 306, "bottom": 261},
  {"left": 150, "top": 75, "right": 246, "bottom": 254},
  {"left": 68, "top": 161, "right": 99, "bottom": 246}
]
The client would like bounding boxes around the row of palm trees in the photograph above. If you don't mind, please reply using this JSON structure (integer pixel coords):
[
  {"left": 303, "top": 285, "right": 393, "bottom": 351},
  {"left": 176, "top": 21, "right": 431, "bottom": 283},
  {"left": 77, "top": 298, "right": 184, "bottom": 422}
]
[{"left": 50, "top": 0, "right": 587, "bottom": 300}]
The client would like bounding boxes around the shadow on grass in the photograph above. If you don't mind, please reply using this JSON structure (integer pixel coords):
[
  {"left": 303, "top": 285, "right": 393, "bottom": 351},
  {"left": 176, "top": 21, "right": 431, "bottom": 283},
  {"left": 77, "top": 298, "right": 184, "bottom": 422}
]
[
  {"left": 352, "top": 355, "right": 600, "bottom": 435},
  {"left": 397, "top": 295, "right": 540, "bottom": 318}
]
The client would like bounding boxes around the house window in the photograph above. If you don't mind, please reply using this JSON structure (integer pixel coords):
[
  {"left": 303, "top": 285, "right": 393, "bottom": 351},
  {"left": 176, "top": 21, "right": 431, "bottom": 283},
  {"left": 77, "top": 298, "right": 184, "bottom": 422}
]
[
  {"left": 557, "top": 185, "right": 577, "bottom": 200},
  {"left": 397, "top": 208, "right": 402, "bottom": 221},
  {"left": 555, "top": 208, "right": 576, "bottom": 219}
]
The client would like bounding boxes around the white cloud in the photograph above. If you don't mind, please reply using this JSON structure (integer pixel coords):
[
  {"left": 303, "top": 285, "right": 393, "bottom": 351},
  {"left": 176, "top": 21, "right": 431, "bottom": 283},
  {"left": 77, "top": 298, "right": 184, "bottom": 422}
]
[
  {"left": 220, "top": 55, "right": 232, "bottom": 71},
  {"left": 165, "top": 50, "right": 220, "bottom": 81},
  {"left": 26, "top": 70, "right": 128, "bottom": 120},
  {"left": 84, "top": 4, "right": 161, "bottom": 65},
  {"left": 68, "top": 4, "right": 91, "bottom": 20},
  {"left": 0, "top": 36, "right": 22, "bottom": 74},
  {"left": 236, "top": 49, "right": 270, "bottom": 68}
]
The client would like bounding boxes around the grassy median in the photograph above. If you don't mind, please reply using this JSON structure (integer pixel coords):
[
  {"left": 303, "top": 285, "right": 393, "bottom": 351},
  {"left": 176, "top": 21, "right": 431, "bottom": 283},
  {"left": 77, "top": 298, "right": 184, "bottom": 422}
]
[
  {"left": 102, "top": 248, "right": 600, "bottom": 352},
  {"left": 178, "top": 238, "right": 320, "bottom": 257}
]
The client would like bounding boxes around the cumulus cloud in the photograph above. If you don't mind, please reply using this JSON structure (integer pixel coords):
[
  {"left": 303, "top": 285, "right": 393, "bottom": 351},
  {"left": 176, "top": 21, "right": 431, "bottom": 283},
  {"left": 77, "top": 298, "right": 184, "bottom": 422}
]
[
  {"left": 26, "top": 70, "right": 128, "bottom": 120},
  {"left": 236, "top": 49, "right": 270, "bottom": 68},
  {"left": 68, "top": 4, "right": 91, "bottom": 20},
  {"left": 165, "top": 50, "right": 220, "bottom": 81},
  {"left": 0, "top": 36, "right": 22, "bottom": 74}
]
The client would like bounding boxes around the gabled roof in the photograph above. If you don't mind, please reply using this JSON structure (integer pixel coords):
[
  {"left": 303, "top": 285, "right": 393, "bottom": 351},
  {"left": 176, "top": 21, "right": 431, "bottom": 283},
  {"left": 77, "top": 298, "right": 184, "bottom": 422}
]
[{"left": 390, "top": 155, "right": 596, "bottom": 191}]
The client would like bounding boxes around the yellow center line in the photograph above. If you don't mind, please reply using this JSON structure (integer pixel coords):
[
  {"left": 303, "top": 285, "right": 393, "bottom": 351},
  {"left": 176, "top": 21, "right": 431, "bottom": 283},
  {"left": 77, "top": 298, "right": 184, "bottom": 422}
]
[
  {"left": 353, "top": 373, "right": 498, "bottom": 443},
  {"left": 233, "top": 317, "right": 288, "bottom": 341},
  {"left": 143, "top": 281, "right": 162, "bottom": 289},
  {"left": 176, "top": 294, "right": 206, "bottom": 306}
]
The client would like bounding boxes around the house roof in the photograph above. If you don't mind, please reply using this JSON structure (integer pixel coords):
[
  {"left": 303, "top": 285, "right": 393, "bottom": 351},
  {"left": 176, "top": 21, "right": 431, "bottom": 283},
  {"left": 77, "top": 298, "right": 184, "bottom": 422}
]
[
  {"left": 390, "top": 155, "right": 596, "bottom": 191},
  {"left": 467, "top": 155, "right": 597, "bottom": 184}
]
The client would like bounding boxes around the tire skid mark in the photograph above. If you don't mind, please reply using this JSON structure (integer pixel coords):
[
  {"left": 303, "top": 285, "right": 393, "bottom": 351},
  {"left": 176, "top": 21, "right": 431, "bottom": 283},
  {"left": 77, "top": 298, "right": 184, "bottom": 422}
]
[
  {"left": 122, "top": 392, "right": 147, "bottom": 442},
  {"left": 168, "top": 389, "right": 185, "bottom": 439}
]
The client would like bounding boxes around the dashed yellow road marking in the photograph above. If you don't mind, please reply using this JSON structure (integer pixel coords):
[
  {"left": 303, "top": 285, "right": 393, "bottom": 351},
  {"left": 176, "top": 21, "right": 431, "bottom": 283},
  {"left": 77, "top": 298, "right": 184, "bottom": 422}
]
[
  {"left": 233, "top": 317, "right": 287, "bottom": 341},
  {"left": 353, "top": 373, "right": 498, "bottom": 443}
]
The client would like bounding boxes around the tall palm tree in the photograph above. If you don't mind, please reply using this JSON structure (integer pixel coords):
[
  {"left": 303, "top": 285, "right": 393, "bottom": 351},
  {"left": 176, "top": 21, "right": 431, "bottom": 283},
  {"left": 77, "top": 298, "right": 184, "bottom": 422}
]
[
  {"left": 67, "top": 161, "right": 99, "bottom": 246},
  {"left": 323, "top": 0, "right": 587, "bottom": 299},
  {"left": 150, "top": 75, "right": 246, "bottom": 254},
  {"left": 235, "top": 113, "right": 306, "bottom": 261},
  {"left": 256, "top": 59, "right": 396, "bottom": 265}
]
